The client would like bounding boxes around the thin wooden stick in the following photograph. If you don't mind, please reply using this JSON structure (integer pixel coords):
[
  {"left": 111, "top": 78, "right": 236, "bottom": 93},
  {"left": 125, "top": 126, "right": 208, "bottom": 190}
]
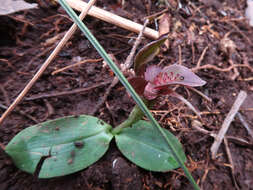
[
  {"left": 25, "top": 79, "right": 112, "bottom": 101},
  {"left": 191, "top": 120, "right": 253, "bottom": 148},
  {"left": 64, "top": 0, "right": 159, "bottom": 39},
  {"left": 122, "top": 19, "right": 149, "bottom": 70},
  {"left": 0, "top": 102, "right": 38, "bottom": 123},
  {"left": 0, "top": 0, "right": 97, "bottom": 126},
  {"left": 170, "top": 92, "right": 202, "bottom": 119},
  {"left": 187, "top": 86, "right": 212, "bottom": 102},
  {"left": 224, "top": 137, "right": 240, "bottom": 190},
  {"left": 196, "top": 46, "right": 208, "bottom": 67},
  {"left": 211, "top": 90, "right": 247, "bottom": 159}
]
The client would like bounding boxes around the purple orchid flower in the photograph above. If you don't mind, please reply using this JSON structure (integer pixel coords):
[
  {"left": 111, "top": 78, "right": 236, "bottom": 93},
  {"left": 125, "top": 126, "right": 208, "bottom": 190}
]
[{"left": 130, "top": 64, "right": 206, "bottom": 100}]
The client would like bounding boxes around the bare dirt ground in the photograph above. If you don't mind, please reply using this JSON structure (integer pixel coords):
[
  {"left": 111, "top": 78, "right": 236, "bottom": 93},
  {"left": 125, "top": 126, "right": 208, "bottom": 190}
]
[{"left": 0, "top": 0, "right": 253, "bottom": 189}]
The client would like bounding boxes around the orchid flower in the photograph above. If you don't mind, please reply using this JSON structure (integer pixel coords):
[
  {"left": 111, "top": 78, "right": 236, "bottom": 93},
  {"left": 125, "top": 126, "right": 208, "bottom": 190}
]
[
  {"left": 130, "top": 36, "right": 207, "bottom": 117},
  {"left": 130, "top": 64, "right": 206, "bottom": 100}
]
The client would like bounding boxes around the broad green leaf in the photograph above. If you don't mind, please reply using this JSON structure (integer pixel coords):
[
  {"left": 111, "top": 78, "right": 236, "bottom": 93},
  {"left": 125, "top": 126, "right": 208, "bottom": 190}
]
[
  {"left": 5, "top": 115, "right": 113, "bottom": 178},
  {"left": 134, "top": 35, "right": 167, "bottom": 75},
  {"left": 115, "top": 120, "right": 186, "bottom": 171}
]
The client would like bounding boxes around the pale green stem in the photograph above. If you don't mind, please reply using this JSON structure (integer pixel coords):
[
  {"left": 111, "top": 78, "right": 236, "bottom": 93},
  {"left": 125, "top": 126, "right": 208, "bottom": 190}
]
[{"left": 112, "top": 105, "right": 144, "bottom": 135}]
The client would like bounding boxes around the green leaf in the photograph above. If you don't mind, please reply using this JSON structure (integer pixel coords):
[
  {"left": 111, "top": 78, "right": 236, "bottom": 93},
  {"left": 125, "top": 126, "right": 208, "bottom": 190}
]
[
  {"left": 115, "top": 120, "right": 186, "bottom": 171},
  {"left": 134, "top": 35, "right": 167, "bottom": 75},
  {"left": 5, "top": 115, "right": 113, "bottom": 178}
]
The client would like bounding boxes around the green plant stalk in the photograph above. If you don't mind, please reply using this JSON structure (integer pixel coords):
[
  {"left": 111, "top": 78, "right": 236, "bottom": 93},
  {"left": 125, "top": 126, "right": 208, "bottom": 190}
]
[
  {"left": 58, "top": 1, "right": 200, "bottom": 189},
  {"left": 112, "top": 105, "right": 144, "bottom": 135},
  {"left": 112, "top": 99, "right": 151, "bottom": 134}
]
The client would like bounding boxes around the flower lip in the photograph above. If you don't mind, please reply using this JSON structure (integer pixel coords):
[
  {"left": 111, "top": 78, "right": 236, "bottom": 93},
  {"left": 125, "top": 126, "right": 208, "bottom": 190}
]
[
  {"left": 132, "top": 64, "right": 206, "bottom": 100},
  {"left": 146, "top": 64, "right": 206, "bottom": 87}
]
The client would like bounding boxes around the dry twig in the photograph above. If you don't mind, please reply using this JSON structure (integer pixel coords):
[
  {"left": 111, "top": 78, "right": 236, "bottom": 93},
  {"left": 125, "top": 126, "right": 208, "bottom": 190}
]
[
  {"left": 0, "top": 86, "right": 10, "bottom": 106},
  {"left": 0, "top": 58, "right": 14, "bottom": 68},
  {"left": 237, "top": 112, "right": 253, "bottom": 140},
  {"left": 0, "top": 103, "right": 38, "bottom": 123},
  {"left": 191, "top": 120, "right": 253, "bottom": 149},
  {"left": 91, "top": 77, "right": 119, "bottom": 115},
  {"left": 192, "top": 63, "right": 253, "bottom": 73},
  {"left": 64, "top": 0, "right": 159, "bottom": 39},
  {"left": 191, "top": 120, "right": 216, "bottom": 137},
  {"left": 27, "top": 45, "right": 56, "bottom": 67},
  {"left": 224, "top": 137, "right": 240, "bottom": 190},
  {"left": 196, "top": 46, "right": 208, "bottom": 68},
  {"left": 25, "top": 79, "right": 112, "bottom": 101},
  {"left": 187, "top": 86, "right": 212, "bottom": 102},
  {"left": 91, "top": 20, "right": 150, "bottom": 115},
  {"left": 226, "top": 136, "right": 253, "bottom": 148},
  {"left": 123, "top": 20, "right": 150, "bottom": 70},
  {"left": 170, "top": 92, "right": 201, "bottom": 119},
  {"left": 211, "top": 90, "right": 247, "bottom": 159}
]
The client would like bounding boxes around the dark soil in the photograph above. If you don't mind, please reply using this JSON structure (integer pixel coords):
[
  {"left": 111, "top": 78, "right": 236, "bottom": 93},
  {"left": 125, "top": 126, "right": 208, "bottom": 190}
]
[{"left": 0, "top": 0, "right": 253, "bottom": 189}]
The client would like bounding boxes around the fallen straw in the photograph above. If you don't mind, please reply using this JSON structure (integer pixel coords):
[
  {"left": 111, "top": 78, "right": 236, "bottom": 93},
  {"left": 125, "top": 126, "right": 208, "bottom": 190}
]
[
  {"left": 211, "top": 90, "right": 247, "bottom": 159},
  {"left": 0, "top": 0, "right": 97, "bottom": 125},
  {"left": 64, "top": 0, "right": 159, "bottom": 39}
]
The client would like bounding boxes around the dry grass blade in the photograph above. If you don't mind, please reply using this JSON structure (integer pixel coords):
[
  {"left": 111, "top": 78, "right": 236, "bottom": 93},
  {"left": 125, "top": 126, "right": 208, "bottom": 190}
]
[
  {"left": 52, "top": 58, "right": 103, "bottom": 75},
  {"left": 0, "top": 0, "right": 97, "bottom": 126}
]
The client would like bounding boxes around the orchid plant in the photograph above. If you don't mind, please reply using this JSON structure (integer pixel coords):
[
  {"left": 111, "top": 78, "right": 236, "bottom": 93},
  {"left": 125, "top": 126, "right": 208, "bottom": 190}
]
[
  {"left": 4, "top": 3, "right": 204, "bottom": 189},
  {"left": 5, "top": 35, "right": 206, "bottom": 180},
  {"left": 126, "top": 36, "right": 206, "bottom": 119}
]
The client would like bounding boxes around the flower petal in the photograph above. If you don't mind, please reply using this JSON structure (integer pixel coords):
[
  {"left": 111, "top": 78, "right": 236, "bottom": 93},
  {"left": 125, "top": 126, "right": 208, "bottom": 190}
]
[
  {"left": 144, "top": 65, "right": 162, "bottom": 83},
  {"left": 144, "top": 83, "right": 158, "bottom": 100},
  {"left": 154, "top": 64, "right": 206, "bottom": 87}
]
